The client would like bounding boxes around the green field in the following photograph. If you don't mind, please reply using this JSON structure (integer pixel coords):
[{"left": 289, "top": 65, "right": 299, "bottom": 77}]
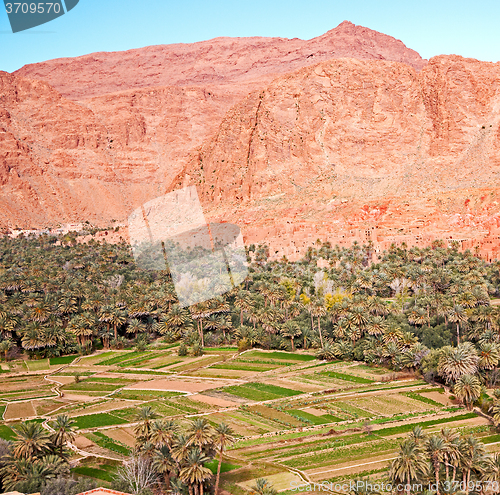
[
  {"left": 73, "top": 413, "right": 129, "bottom": 429},
  {"left": 85, "top": 431, "right": 130, "bottom": 455},
  {"left": 72, "top": 466, "right": 115, "bottom": 482},
  {"left": 223, "top": 382, "right": 303, "bottom": 401},
  {"left": 25, "top": 359, "right": 50, "bottom": 371},
  {"left": 49, "top": 355, "right": 78, "bottom": 365},
  {"left": 243, "top": 351, "right": 316, "bottom": 361},
  {"left": 0, "top": 425, "right": 16, "bottom": 441},
  {"left": 317, "top": 370, "right": 374, "bottom": 384}
]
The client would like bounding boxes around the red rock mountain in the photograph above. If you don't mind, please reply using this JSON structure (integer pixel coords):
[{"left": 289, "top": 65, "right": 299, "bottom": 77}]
[
  {"left": 14, "top": 21, "right": 425, "bottom": 100},
  {"left": 170, "top": 55, "right": 500, "bottom": 258},
  {"left": 2, "top": 22, "right": 500, "bottom": 258}
]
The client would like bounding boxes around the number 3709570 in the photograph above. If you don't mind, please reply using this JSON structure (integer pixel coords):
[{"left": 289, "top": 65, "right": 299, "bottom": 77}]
[{"left": 5, "top": 3, "right": 61, "bottom": 14}]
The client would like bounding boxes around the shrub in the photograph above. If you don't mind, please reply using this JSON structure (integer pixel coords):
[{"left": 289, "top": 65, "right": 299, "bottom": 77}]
[
  {"left": 191, "top": 343, "right": 204, "bottom": 356},
  {"left": 41, "top": 477, "right": 98, "bottom": 495},
  {"left": 238, "top": 338, "right": 251, "bottom": 352},
  {"left": 178, "top": 344, "right": 187, "bottom": 356}
]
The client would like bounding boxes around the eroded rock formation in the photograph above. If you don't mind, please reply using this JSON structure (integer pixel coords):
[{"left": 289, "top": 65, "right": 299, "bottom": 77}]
[{"left": 2, "top": 22, "right": 500, "bottom": 258}]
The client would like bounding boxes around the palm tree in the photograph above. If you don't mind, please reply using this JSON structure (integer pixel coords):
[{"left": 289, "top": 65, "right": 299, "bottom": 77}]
[
  {"left": 98, "top": 305, "right": 114, "bottom": 341},
  {"left": 0, "top": 338, "right": 13, "bottom": 361},
  {"left": 448, "top": 305, "right": 468, "bottom": 344},
  {"left": 171, "top": 433, "right": 191, "bottom": 468},
  {"left": 426, "top": 434, "right": 445, "bottom": 495},
  {"left": 316, "top": 341, "right": 337, "bottom": 361},
  {"left": 366, "top": 316, "right": 388, "bottom": 337},
  {"left": 249, "top": 478, "right": 277, "bottom": 495},
  {"left": 186, "top": 418, "right": 214, "bottom": 449},
  {"left": 460, "top": 435, "right": 486, "bottom": 494},
  {"left": 481, "top": 453, "right": 500, "bottom": 488},
  {"left": 0, "top": 458, "right": 56, "bottom": 492},
  {"left": 0, "top": 314, "right": 17, "bottom": 338},
  {"left": 389, "top": 439, "right": 428, "bottom": 495},
  {"left": 440, "top": 428, "right": 459, "bottom": 481},
  {"left": 13, "top": 422, "right": 51, "bottom": 460},
  {"left": 409, "top": 426, "right": 426, "bottom": 445},
  {"left": 133, "top": 406, "right": 159, "bottom": 443},
  {"left": 151, "top": 445, "right": 176, "bottom": 489},
  {"left": 478, "top": 342, "right": 499, "bottom": 370},
  {"left": 438, "top": 342, "right": 479, "bottom": 384},
  {"left": 179, "top": 448, "right": 213, "bottom": 495},
  {"left": 110, "top": 308, "right": 127, "bottom": 340},
  {"left": 127, "top": 318, "right": 145, "bottom": 339},
  {"left": 234, "top": 290, "right": 253, "bottom": 326},
  {"left": 311, "top": 301, "right": 327, "bottom": 348},
  {"left": 213, "top": 423, "right": 235, "bottom": 495},
  {"left": 151, "top": 418, "right": 178, "bottom": 448},
  {"left": 453, "top": 374, "right": 481, "bottom": 410},
  {"left": 50, "top": 414, "right": 76, "bottom": 456},
  {"left": 21, "top": 322, "right": 46, "bottom": 352},
  {"left": 280, "top": 321, "right": 301, "bottom": 351}
]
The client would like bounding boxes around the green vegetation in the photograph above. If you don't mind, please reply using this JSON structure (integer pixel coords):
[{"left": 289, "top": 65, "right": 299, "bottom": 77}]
[
  {"left": 318, "top": 370, "right": 374, "bottom": 384},
  {"left": 86, "top": 431, "right": 130, "bottom": 455},
  {"left": 403, "top": 391, "right": 443, "bottom": 407},
  {"left": 73, "top": 413, "right": 128, "bottom": 429},
  {"left": 0, "top": 425, "right": 16, "bottom": 441},
  {"left": 205, "top": 459, "right": 240, "bottom": 474},
  {"left": 223, "top": 382, "right": 302, "bottom": 401},
  {"left": 112, "top": 390, "right": 184, "bottom": 400},
  {"left": 49, "top": 355, "right": 77, "bottom": 365},
  {"left": 287, "top": 409, "right": 342, "bottom": 424},
  {"left": 72, "top": 466, "right": 115, "bottom": 482},
  {"left": 244, "top": 351, "right": 315, "bottom": 361}
]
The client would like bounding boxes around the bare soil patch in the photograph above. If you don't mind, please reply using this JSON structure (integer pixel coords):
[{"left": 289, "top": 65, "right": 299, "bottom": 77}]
[
  {"left": 0, "top": 378, "right": 46, "bottom": 392},
  {"left": 239, "top": 472, "right": 302, "bottom": 492},
  {"left": 261, "top": 378, "right": 321, "bottom": 393},
  {"left": 62, "top": 393, "right": 102, "bottom": 402},
  {"left": 105, "top": 427, "right": 136, "bottom": 447},
  {"left": 48, "top": 375, "right": 76, "bottom": 385},
  {"left": 67, "top": 399, "right": 141, "bottom": 417},
  {"left": 187, "top": 368, "right": 257, "bottom": 379},
  {"left": 302, "top": 407, "right": 327, "bottom": 416},
  {"left": 420, "top": 391, "right": 454, "bottom": 406},
  {"left": 4, "top": 401, "right": 36, "bottom": 419},
  {"left": 32, "top": 399, "right": 68, "bottom": 415},
  {"left": 190, "top": 394, "right": 238, "bottom": 407},
  {"left": 74, "top": 435, "right": 95, "bottom": 449}
]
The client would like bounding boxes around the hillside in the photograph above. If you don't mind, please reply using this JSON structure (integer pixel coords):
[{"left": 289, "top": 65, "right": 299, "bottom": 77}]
[{"left": 3, "top": 22, "right": 500, "bottom": 259}]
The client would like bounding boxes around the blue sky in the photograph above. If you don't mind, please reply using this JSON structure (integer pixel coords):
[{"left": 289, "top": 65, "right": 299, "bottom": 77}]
[{"left": 1, "top": 0, "right": 499, "bottom": 73}]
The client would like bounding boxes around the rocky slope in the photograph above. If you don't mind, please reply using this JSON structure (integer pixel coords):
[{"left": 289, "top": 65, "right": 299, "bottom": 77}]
[
  {"left": 2, "top": 23, "right": 500, "bottom": 259},
  {"left": 14, "top": 21, "right": 426, "bottom": 100},
  {"left": 170, "top": 55, "right": 500, "bottom": 257},
  {"left": 1, "top": 21, "right": 428, "bottom": 229}
]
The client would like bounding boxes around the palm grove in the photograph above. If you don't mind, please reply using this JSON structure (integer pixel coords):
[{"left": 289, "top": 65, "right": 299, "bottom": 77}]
[{"left": 3, "top": 234, "right": 500, "bottom": 490}]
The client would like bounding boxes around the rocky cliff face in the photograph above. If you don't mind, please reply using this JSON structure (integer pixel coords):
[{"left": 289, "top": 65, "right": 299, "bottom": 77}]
[
  {"left": 14, "top": 21, "right": 426, "bottom": 100},
  {"left": 2, "top": 22, "right": 500, "bottom": 259},
  {"left": 0, "top": 21, "right": 428, "bottom": 229},
  {"left": 170, "top": 55, "right": 500, "bottom": 257}
]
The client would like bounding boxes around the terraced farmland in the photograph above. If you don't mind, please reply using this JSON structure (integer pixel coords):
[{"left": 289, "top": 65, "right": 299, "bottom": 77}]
[{"left": 0, "top": 347, "right": 493, "bottom": 494}]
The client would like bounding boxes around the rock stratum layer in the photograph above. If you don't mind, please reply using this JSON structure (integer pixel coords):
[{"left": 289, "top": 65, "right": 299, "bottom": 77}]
[
  {"left": 171, "top": 55, "right": 500, "bottom": 258},
  {"left": 2, "top": 22, "right": 500, "bottom": 258},
  {"left": 14, "top": 21, "right": 425, "bottom": 100}
]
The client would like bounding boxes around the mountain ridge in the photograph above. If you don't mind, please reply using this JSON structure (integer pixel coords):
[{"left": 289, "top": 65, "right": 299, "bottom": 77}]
[{"left": 4, "top": 23, "right": 500, "bottom": 259}]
